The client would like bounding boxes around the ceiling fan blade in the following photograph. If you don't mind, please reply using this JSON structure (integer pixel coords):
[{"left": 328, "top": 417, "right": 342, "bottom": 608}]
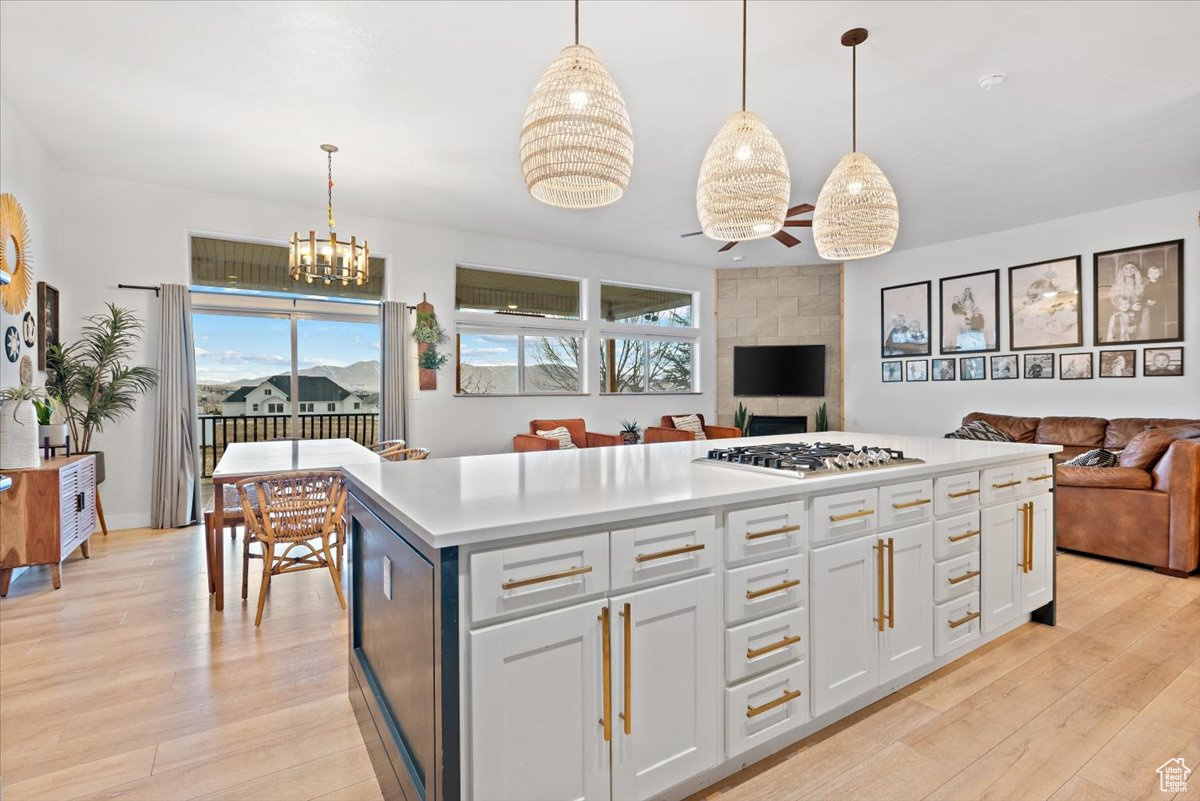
[
  {"left": 718, "top": 241, "right": 738, "bottom": 252},
  {"left": 772, "top": 230, "right": 802, "bottom": 248},
  {"left": 783, "top": 220, "right": 812, "bottom": 228},
  {"left": 680, "top": 231, "right": 704, "bottom": 238},
  {"left": 786, "top": 203, "right": 815, "bottom": 217}
]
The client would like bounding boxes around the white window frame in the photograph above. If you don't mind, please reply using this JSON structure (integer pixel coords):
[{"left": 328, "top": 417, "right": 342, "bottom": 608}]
[
  {"left": 456, "top": 322, "right": 587, "bottom": 396},
  {"left": 598, "top": 281, "right": 701, "bottom": 395}
]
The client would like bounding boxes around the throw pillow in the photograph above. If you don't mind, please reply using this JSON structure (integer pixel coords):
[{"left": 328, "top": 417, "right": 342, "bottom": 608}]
[
  {"left": 535, "top": 426, "right": 577, "bottom": 450},
  {"left": 944, "top": 420, "right": 1013, "bottom": 442},
  {"left": 671, "top": 414, "right": 707, "bottom": 440},
  {"left": 1064, "top": 448, "right": 1119, "bottom": 467}
]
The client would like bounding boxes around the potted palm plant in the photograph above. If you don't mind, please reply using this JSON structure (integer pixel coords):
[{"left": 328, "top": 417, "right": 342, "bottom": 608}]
[
  {"left": 45, "top": 303, "right": 157, "bottom": 484},
  {"left": 32, "top": 396, "right": 68, "bottom": 447},
  {"left": 0, "top": 382, "right": 45, "bottom": 469}
]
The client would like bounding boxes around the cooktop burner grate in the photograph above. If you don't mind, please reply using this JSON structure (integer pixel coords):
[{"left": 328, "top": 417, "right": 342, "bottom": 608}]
[{"left": 696, "top": 442, "right": 924, "bottom": 478}]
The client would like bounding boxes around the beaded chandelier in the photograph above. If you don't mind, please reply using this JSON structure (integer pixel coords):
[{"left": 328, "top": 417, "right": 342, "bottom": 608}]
[
  {"left": 289, "top": 145, "right": 370, "bottom": 286},
  {"left": 520, "top": 0, "right": 633, "bottom": 209},
  {"left": 813, "top": 29, "right": 899, "bottom": 261}
]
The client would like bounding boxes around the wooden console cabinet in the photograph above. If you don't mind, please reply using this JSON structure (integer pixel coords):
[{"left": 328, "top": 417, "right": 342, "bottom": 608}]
[{"left": 0, "top": 454, "right": 97, "bottom": 596}]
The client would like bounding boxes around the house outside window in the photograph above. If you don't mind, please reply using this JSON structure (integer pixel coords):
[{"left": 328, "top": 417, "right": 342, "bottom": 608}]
[
  {"left": 327, "top": 402, "right": 337, "bottom": 411},
  {"left": 599, "top": 283, "right": 698, "bottom": 393},
  {"left": 268, "top": 402, "right": 284, "bottom": 413},
  {"left": 354, "top": 402, "right": 361, "bottom": 410},
  {"left": 252, "top": 403, "right": 259, "bottom": 412},
  {"left": 264, "top": 388, "right": 271, "bottom": 396}
]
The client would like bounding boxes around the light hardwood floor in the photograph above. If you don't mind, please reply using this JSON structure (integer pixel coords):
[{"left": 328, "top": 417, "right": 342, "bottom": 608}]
[{"left": 1, "top": 528, "right": 1196, "bottom": 801}]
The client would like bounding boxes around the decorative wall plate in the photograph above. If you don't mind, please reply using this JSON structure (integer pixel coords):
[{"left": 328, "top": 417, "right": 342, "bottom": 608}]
[
  {"left": 0, "top": 194, "right": 33, "bottom": 314},
  {"left": 18, "top": 354, "right": 33, "bottom": 385},
  {"left": 21, "top": 311, "right": 36, "bottom": 347},
  {"left": 4, "top": 325, "right": 20, "bottom": 362}
]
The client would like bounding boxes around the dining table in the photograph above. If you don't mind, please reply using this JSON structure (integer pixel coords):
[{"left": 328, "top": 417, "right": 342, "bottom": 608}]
[{"left": 208, "top": 438, "right": 381, "bottom": 610}]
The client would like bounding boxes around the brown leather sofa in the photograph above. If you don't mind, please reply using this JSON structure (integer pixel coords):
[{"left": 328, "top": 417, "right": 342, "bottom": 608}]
[
  {"left": 962, "top": 413, "right": 1200, "bottom": 576},
  {"left": 513, "top": 418, "right": 622, "bottom": 452},
  {"left": 644, "top": 414, "right": 742, "bottom": 444}
]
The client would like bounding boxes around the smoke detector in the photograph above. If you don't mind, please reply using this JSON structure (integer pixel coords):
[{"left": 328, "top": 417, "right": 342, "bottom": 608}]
[{"left": 978, "top": 73, "right": 1006, "bottom": 91}]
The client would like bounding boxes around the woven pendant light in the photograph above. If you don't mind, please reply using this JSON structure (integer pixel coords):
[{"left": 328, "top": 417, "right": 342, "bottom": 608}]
[
  {"left": 696, "top": 0, "right": 790, "bottom": 242},
  {"left": 813, "top": 28, "right": 899, "bottom": 261},
  {"left": 520, "top": 0, "right": 633, "bottom": 209}
]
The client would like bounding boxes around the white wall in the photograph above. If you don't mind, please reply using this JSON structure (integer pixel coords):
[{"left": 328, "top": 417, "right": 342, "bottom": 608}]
[{"left": 844, "top": 191, "right": 1200, "bottom": 436}]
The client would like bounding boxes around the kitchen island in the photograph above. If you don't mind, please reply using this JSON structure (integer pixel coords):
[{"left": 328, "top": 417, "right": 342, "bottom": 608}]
[{"left": 341, "top": 432, "right": 1060, "bottom": 801}]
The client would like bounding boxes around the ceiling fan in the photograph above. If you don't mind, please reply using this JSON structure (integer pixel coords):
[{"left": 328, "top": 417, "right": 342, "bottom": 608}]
[{"left": 681, "top": 203, "right": 814, "bottom": 252}]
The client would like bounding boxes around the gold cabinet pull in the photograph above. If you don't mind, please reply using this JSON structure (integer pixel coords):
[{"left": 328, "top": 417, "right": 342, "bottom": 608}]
[
  {"left": 947, "top": 488, "right": 980, "bottom": 498},
  {"left": 598, "top": 607, "right": 612, "bottom": 742},
  {"left": 885, "top": 537, "right": 895, "bottom": 629},
  {"left": 948, "top": 529, "right": 981, "bottom": 543},
  {"left": 746, "top": 578, "right": 801, "bottom": 600},
  {"left": 948, "top": 569, "right": 981, "bottom": 585},
  {"left": 1027, "top": 474, "right": 1053, "bottom": 482},
  {"left": 635, "top": 543, "right": 705, "bottom": 563},
  {"left": 992, "top": 480, "right": 1022, "bottom": 489},
  {"left": 872, "top": 540, "right": 885, "bottom": 632},
  {"left": 746, "top": 688, "right": 802, "bottom": 718},
  {"left": 1026, "top": 503, "right": 1035, "bottom": 572},
  {"left": 502, "top": 564, "right": 592, "bottom": 590},
  {"left": 620, "top": 603, "right": 631, "bottom": 735},
  {"left": 746, "top": 634, "right": 801, "bottom": 660},
  {"left": 746, "top": 524, "right": 801, "bottom": 541},
  {"left": 1017, "top": 502, "right": 1030, "bottom": 573},
  {"left": 830, "top": 508, "right": 875, "bottom": 522},
  {"left": 948, "top": 610, "right": 980, "bottom": 629},
  {"left": 892, "top": 498, "right": 931, "bottom": 510}
]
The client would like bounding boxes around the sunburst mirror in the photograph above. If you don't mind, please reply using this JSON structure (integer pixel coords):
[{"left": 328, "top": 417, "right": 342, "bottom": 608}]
[{"left": 0, "top": 193, "right": 33, "bottom": 314}]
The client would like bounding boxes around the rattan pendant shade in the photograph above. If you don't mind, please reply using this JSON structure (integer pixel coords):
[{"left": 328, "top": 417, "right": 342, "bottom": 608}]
[
  {"left": 520, "top": 43, "right": 633, "bottom": 209},
  {"left": 696, "top": 111, "right": 790, "bottom": 241}
]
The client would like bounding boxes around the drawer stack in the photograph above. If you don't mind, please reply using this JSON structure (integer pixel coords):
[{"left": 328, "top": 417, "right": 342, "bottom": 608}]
[
  {"left": 722, "top": 501, "right": 809, "bottom": 758},
  {"left": 931, "top": 470, "right": 983, "bottom": 655}
]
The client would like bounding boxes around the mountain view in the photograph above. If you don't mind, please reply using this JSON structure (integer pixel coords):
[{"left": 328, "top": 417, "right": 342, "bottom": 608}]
[{"left": 228, "top": 360, "right": 381, "bottom": 392}]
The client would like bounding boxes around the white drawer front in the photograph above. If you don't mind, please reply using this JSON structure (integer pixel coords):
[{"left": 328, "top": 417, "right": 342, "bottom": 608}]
[
  {"left": 879, "top": 479, "right": 934, "bottom": 529},
  {"left": 935, "top": 592, "right": 981, "bottom": 657},
  {"left": 1022, "top": 460, "right": 1056, "bottom": 492},
  {"left": 934, "top": 471, "right": 980, "bottom": 517},
  {"left": 725, "top": 501, "right": 805, "bottom": 564},
  {"left": 811, "top": 488, "right": 879, "bottom": 544},
  {"left": 610, "top": 515, "right": 715, "bottom": 590},
  {"left": 726, "top": 660, "right": 809, "bottom": 759},
  {"left": 725, "top": 553, "right": 805, "bottom": 624},
  {"left": 470, "top": 532, "right": 610, "bottom": 625},
  {"left": 933, "top": 511, "right": 982, "bottom": 561},
  {"left": 980, "top": 464, "right": 1026, "bottom": 506},
  {"left": 726, "top": 607, "right": 807, "bottom": 684},
  {"left": 934, "top": 551, "right": 981, "bottom": 603}
]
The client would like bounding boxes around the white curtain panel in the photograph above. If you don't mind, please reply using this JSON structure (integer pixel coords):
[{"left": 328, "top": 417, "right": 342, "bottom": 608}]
[
  {"left": 150, "top": 284, "right": 202, "bottom": 528},
  {"left": 379, "top": 301, "right": 408, "bottom": 441},
  {"left": 403, "top": 303, "right": 419, "bottom": 400}
]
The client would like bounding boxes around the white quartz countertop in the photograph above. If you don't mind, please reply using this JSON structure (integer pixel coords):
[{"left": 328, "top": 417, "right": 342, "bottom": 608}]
[{"left": 342, "top": 432, "right": 1060, "bottom": 550}]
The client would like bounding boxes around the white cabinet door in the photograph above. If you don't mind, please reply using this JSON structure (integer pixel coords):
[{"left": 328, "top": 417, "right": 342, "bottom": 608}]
[
  {"left": 611, "top": 574, "right": 718, "bottom": 801},
  {"left": 810, "top": 535, "right": 878, "bottom": 717},
  {"left": 1021, "top": 493, "right": 1054, "bottom": 613},
  {"left": 980, "top": 502, "right": 1022, "bottom": 633},
  {"left": 470, "top": 601, "right": 609, "bottom": 801},
  {"left": 878, "top": 524, "right": 933, "bottom": 684}
]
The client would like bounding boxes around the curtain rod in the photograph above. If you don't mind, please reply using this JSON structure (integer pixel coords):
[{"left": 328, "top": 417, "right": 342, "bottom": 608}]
[{"left": 118, "top": 283, "right": 161, "bottom": 297}]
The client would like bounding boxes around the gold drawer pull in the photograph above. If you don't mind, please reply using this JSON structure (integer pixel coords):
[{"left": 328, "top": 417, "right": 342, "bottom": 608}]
[
  {"left": 746, "top": 634, "right": 801, "bottom": 660},
  {"left": 948, "top": 569, "right": 981, "bottom": 585},
  {"left": 948, "top": 610, "right": 981, "bottom": 629},
  {"left": 829, "top": 508, "right": 874, "bottom": 522},
  {"left": 948, "top": 529, "right": 981, "bottom": 543},
  {"left": 1027, "top": 474, "right": 1054, "bottom": 481},
  {"left": 947, "top": 488, "right": 980, "bottom": 498},
  {"left": 892, "top": 498, "right": 931, "bottom": 510},
  {"left": 598, "top": 607, "right": 612, "bottom": 742},
  {"left": 635, "top": 542, "right": 705, "bottom": 563},
  {"left": 746, "top": 688, "right": 802, "bottom": 718},
  {"left": 502, "top": 565, "right": 592, "bottom": 590},
  {"left": 746, "top": 578, "right": 801, "bottom": 600},
  {"left": 746, "top": 524, "right": 801, "bottom": 541},
  {"left": 992, "top": 480, "right": 1022, "bottom": 489}
]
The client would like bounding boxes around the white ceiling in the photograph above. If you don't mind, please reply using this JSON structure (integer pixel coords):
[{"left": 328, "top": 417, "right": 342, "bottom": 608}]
[{"left": 2, "top": 1, "right": 1198, "bottom": 269}]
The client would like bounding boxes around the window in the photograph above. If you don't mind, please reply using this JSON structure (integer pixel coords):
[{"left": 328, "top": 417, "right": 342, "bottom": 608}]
[
  {"left": 327, "top": 402, "right": 337, "bottom": 412},
  {"left": 599, "top": 339, "right": 694, "bottom": 393},
  {"left": 353, "top": 402, "right": 361, "bottom": 410},
  {"left": 268, "top": 402, "right": 284, "bottom": 413},
  {"left": 299, "top": 402, "right": 314, "bottom": 413},
  {"left": 264, "top": 388, "right": 272, "bottom": 396},
  {"left": 600, "top": 284, "right": 693, "bottom": 327},
  {"left": 599, "top": 283, "right": 699, "bottom": 394},
  {"left": 456, "top": 265, "right": 581, "bottom": 319},
  {"left": 191, "top": 235, "right": 385, "bottom": 301}
]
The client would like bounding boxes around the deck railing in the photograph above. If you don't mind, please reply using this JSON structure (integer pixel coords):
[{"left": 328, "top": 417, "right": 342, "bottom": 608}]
[{"left": 199, "top": 413, "right": 379, "bottom": 477}]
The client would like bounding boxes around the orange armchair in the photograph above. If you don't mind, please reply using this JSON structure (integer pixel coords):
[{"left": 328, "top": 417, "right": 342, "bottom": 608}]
[
  {"left": 645, "top": 414, "right": 742, "bottom": 444},
  {"left": 513, "top": 418, "right": 623, "bottom": 452}
]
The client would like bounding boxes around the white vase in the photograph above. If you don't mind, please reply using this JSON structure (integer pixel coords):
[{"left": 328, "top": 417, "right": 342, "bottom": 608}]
[
  {"left": 0, "top": 400, "right": 41, "bottom": 469},
  {"left": 40, "top": 422, "right": 68, "bottom": 447}
]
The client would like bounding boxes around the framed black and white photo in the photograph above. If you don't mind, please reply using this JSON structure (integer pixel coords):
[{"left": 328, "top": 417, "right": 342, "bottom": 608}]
[
  {"left": 1094, "top": 239, "right": 1183, "bottom": 345},
  {"left": 1144, "top": 347, "right": 1183, "bottom": 377},
  {"left": 881, "top": 280, "right": 931, "bottom": 357},
  {"left": 906, "top": 360, "right": 929, "bottom": 382},
  {"left": 882, "top": 361, "right": 903, "bottom": 383},
  {"left": 1024, "top": 353, "right": 1055, "bottom": 379},
  {"left": 37, "top": 281, "right": 60, "bottom": 371},
  {"left": 1059, "top": 352, "right": 1093, "bottom": 380},
  {"left": 932, "top": 358, "right": 956, "bottom": 381},
  {"left": 1008, "top": 256, "right": 1082, "bottom": 350},
  {"left": 991, "top": 354, "right": 1018, "bottom": 380},
  {"left": 960, "top": 356, "right": 985, "bottom": 381},
  {"left": 1099, "top": 349, "right": 1136, "bottom": 378},
  {"left": 940, "top": 270, "right": 999, "bottom": 354}
]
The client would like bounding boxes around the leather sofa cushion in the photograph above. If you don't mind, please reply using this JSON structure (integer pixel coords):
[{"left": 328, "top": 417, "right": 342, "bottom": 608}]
[
  {"left": 962, "top": 412, "right": 1040, "bottom": 443},
  {"left": 1105, "top": 417, "right": 1200, "bottom": 449},
  {"left": 1056, "top": 466, "right": 1152, "bottom": 490},
  {"left": 1120, "top": 425, "right": 1200, "bottom": 471},
  {"left": 1036, "top": 416, "right": 1107, "bottom": 448}
]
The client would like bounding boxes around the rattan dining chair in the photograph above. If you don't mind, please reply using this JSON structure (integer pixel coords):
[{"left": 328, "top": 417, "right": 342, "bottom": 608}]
[
  {"left": 379, "top": 446, "right": 430, "bottom": 462},
  {"left": 236, "top": 470, "right": 347, "bottom": 626},
  {"left": 370, "top": 439, "right": 407, "bottom": 454}
]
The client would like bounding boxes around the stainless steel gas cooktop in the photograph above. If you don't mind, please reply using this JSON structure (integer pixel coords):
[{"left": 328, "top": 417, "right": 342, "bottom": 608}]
[{"left": 696, "top": 441, "right": 924, "bottom": 478}]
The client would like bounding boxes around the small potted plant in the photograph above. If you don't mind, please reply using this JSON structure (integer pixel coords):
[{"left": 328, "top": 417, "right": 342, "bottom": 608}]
[
  {"left": 0, "top": 382, "right": 45, "bottom": 469},
  {"left": 619, "top": 419, "right": 641, "bottom": 445},
  {"left": 32, "top": 396, "right": 68, "bottom": 448},
  {"left": 814, "top": 402, "right": 829, "bottom": 433},
  {"left": 733, "top": 402, "right": 752, "bottom": 436}
]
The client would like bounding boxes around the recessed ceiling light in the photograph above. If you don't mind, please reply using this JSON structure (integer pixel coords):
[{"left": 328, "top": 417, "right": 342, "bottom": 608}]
[{"left": 978, "top": 73, "right": 1006, "bottom": 91}]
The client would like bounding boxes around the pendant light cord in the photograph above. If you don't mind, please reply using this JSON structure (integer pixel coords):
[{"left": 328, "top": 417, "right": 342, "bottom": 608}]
[
  {"left": 574, "top": 0, "right": 579, "bottom": 45},
  {"left": 327, "top": 150, "right": 335, "bottom": 232},
  {"left": 851, "top": 43, "right": 857, "bottom": 152},
  {"left": 741, "top": 0, "right": 747, "bottom": 111}
]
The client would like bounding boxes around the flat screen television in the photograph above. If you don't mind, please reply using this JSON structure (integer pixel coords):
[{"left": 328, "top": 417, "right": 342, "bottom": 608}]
[{"left": 733, "top": 345, "right": 826, "bottom": 397}]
